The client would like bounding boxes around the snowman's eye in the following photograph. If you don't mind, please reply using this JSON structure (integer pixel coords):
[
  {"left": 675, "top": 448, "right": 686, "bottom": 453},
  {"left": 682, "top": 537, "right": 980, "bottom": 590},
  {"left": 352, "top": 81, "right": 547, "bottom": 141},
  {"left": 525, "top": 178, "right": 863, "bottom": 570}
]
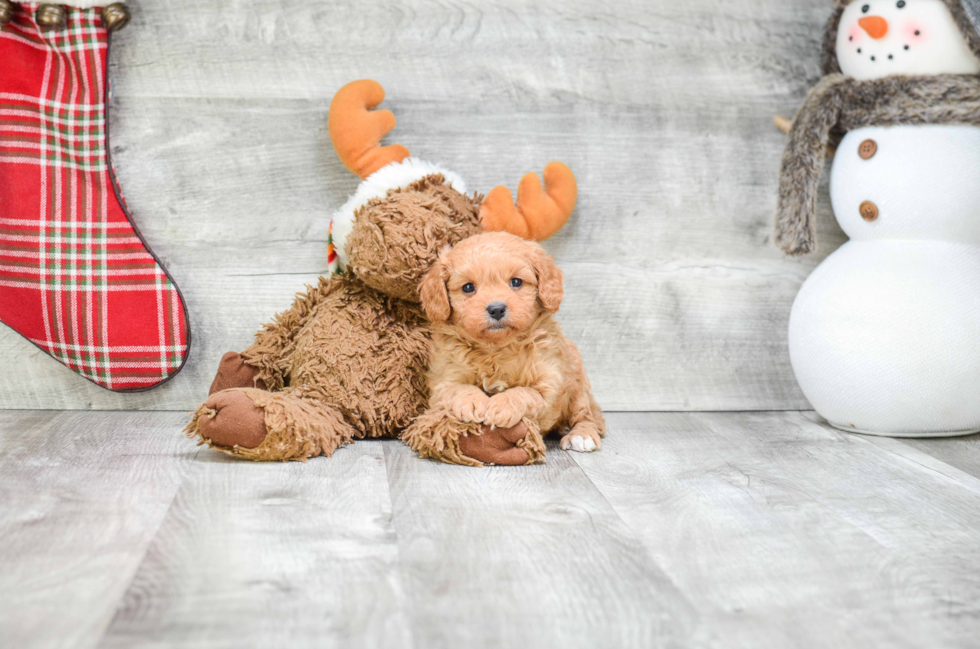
[
  {"left": 862, "top": 4, "right": 870, "bottom": 12},
  {"left": 897, "top": 0, "right": 905, "bottom": 7}
]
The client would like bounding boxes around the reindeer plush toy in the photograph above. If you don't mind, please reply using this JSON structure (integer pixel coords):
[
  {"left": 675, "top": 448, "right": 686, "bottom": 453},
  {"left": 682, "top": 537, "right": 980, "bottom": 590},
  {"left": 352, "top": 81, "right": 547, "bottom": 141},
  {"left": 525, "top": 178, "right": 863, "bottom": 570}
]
[{"left": 185, "top": 80, "right": 577, "bottom": 465}]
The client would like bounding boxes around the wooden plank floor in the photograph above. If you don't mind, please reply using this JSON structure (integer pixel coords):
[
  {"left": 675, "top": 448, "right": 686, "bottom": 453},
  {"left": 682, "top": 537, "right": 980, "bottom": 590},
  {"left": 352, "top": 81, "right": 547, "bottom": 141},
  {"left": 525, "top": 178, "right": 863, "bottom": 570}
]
[{"left": 3, "top": 411, "right": 980, "bottom": 648}]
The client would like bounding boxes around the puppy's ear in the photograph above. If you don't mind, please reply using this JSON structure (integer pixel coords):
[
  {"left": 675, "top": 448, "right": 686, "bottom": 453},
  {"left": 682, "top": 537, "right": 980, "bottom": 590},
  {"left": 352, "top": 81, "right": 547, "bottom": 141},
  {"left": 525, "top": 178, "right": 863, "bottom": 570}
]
[
  {"left": 529, "top": 246, "right": 563, "bottom": 312},
  {"left": 420, "top": 254, "right": 452, "bottom": 323}
]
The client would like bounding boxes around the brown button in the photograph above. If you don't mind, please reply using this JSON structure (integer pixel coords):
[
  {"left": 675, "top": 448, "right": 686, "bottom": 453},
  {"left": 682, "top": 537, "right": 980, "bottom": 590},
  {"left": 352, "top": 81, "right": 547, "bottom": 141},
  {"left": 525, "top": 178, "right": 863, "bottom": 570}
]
[
  {"left": 35, "top": 4, "right": 67, "bottom": 30},
  {"left": 859, "top": 201, "right": 879, "bottom": 222},
  {"left": 858, "top": 139, "right": 877, "bottom": 160}
]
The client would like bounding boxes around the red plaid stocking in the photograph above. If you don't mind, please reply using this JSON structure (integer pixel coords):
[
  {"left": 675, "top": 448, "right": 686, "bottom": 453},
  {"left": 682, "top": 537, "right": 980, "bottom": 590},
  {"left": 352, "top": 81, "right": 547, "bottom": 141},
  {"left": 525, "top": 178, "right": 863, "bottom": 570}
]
[{"left": 0, "top": 3, "right": 190, "bottom": 391}]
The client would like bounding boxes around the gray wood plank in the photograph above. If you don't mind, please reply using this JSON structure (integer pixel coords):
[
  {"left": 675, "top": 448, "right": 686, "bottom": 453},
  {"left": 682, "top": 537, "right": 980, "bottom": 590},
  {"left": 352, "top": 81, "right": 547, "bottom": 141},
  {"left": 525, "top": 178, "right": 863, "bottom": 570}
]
[
  {"left": 6, "top": 410, "right": 980, "bottom": 648},
  {"left": 570, "top": 412, "right": 980, "bottom": 649},
  {"left": 0, "top": 0, "right": 837, "bottom": 411},
  {"left": 892, "top": 435, "right": 980, "bottom": 481},
  {"left": 382, "top": 438, "right": 701, "bottom": 649},
  {"left": 97, "top": 439, "right": 412, "bottom": 649},
  {"left": 0, "top": 411, "right": 195, "bottom": 649}
]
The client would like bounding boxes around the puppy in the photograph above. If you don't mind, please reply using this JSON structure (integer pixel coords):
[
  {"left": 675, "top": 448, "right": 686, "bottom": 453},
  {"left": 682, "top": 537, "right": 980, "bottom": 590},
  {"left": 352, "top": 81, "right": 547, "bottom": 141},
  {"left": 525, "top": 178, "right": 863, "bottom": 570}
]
[{"left": 419, "top": 231, "right": 606, "bottom": 453}]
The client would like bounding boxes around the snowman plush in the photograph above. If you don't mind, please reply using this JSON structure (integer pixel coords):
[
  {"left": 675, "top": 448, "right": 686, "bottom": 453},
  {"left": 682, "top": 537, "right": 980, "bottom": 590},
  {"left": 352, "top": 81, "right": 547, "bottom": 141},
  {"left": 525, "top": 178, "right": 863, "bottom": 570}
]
[{"left": 775, "top": 0, "right": 980, "bottom": 436}]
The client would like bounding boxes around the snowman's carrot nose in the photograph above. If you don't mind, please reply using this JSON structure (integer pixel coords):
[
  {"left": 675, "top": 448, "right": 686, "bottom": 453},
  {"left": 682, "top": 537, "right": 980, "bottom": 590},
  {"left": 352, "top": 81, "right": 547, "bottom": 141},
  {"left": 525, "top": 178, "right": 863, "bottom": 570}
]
[{"left": 858, "top": 16, "right": 889, "bottom": 39}]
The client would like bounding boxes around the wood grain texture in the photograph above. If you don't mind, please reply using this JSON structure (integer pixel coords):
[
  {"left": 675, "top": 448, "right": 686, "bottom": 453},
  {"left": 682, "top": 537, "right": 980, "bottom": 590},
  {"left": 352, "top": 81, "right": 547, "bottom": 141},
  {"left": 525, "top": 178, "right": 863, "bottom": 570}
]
[
  {"left": 0, "top": 0, "right": 841, "bottom": 411},
  {"left": 98, "top": 440, "right": 411, "bottom": 649},
  {"left": 382, "top": 438, "right": 700, "bottom": 649},
  {"left": 0, "top": 411, "right": 195, "bottom": 649},
  {"left": 3, "top": 411, "right": 980, "bottom": 647},
  {"left": 571, "top": 412, "right": 980, "bottom": 649}
]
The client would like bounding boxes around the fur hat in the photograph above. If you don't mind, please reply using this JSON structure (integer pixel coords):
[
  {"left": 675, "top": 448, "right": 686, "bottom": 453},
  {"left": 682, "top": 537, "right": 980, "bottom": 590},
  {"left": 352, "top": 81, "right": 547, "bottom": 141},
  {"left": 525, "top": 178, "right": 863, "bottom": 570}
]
[
  {"left": 328, "top": 158, "right": 466, "bottom": 273},
  {"left": 822, "top": 0, "right": 980, "bottom": 74}
]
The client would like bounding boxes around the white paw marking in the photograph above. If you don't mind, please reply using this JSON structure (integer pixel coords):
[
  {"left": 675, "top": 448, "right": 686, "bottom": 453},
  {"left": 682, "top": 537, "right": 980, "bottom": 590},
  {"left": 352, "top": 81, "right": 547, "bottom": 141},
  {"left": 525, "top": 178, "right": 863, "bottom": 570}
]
[{"left": 567, "top": 435, "right": 597, "bottom": 453}]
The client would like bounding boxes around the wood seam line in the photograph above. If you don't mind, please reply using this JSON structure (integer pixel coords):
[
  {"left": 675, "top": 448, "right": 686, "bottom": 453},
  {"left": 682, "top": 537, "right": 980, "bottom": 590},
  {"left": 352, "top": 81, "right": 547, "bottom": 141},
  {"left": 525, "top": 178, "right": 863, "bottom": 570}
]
[
  {"left": 559, "top": 441, "right": 698, "bottom": 607},
  {"left": 853, "top": 435, "right": 980, "bottom": 497},
  {"left": 379, "top": 441, "right": 423, "bottom": 645},
  {"left": 89, "top": 442, "right": 204, "bottom": 648}
]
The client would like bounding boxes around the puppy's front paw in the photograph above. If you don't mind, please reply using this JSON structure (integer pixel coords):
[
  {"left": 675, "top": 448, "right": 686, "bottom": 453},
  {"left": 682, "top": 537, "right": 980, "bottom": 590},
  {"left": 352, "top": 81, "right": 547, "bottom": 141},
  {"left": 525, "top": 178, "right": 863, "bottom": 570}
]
[
  {"left": 451, "top": 393, "right": 489, "bottom": 423},
  {"left": 560, "top": 424, "right": 603, "bottom": 453},
  {"left": 483, "top": 395, "right": 526, "bottom": 429}
]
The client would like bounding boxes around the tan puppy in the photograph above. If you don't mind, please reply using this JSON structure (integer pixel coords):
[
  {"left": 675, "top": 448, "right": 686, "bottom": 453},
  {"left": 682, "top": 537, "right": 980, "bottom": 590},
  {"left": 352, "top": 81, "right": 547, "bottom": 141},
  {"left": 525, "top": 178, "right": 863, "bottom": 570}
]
[{"left": 419, "top": 231, "right": 606, "bottom": 453}]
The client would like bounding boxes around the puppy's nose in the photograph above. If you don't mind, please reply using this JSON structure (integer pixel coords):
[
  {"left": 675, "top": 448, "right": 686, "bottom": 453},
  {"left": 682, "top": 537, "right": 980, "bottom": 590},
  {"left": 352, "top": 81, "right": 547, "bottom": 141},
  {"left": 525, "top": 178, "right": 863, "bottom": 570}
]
[{"left": 486, "top": 302, "right": 507, "bottom": 321}]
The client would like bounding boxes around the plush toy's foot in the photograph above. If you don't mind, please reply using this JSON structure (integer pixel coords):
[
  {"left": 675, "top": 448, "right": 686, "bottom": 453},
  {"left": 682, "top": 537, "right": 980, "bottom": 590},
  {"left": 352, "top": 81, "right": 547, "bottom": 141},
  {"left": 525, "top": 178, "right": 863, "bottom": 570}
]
[
  {"left": 193, "top": 389, "right": 268, "bottom": 449},
  {"left": 208, "top": 351, "right": 267, "bottom": 395},
  {"left": 186, "top": 388, "right": 356, "bottom": 462},
  {"left": 459, "top": 424, "right": 536, "bottom": 465},
  {"left": 403, "top": 407, "right": 546, "bottom": 467}
]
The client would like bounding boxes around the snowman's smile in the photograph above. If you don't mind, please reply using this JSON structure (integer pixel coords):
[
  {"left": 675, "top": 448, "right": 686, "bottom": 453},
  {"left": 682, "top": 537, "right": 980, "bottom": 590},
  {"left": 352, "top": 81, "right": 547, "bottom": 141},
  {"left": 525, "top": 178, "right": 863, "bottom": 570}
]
[{"left": 849, "top": 26, "right": 910, "bottom": 65}]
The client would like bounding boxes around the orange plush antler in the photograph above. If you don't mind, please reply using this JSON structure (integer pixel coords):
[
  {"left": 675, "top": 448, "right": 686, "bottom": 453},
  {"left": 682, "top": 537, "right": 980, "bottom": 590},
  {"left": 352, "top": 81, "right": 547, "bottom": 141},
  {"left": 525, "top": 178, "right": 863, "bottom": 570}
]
[
  {"left": 480, "top": 162, "right": 577, "bottom": 241},
  {"left": 328, "top": 80, "right": 410, "bottom": 179}
]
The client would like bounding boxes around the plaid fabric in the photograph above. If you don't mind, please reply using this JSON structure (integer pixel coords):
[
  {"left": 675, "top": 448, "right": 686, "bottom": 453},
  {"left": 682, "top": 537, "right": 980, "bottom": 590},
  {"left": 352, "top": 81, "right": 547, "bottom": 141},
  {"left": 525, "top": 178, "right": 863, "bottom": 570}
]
[{"left": 0, "top": 4, "right": 190, "bottom": 391}]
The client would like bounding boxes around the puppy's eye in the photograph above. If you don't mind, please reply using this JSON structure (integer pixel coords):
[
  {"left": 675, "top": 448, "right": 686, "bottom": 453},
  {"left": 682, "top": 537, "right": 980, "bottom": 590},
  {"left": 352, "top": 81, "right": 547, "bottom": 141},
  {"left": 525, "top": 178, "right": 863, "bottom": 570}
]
[
  {"left": 461, "top": 283, "right": 476, "bottom": 294},
  {"left": 896, "top": 0, "right": 905, "bottom": 7},
  {"left": 861, "top": 4, "right": 870, "bottom": 12},
  {"left": 510, "top": 278, "right": 523, "bottom": 288}
]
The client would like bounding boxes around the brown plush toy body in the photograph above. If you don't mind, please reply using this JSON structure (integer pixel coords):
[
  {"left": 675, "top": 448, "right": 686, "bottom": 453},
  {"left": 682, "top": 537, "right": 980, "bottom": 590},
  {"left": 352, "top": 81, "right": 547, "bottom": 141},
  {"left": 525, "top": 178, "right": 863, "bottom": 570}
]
[{"left": 185, "top": 80, "right": 577, "bottom": 465}]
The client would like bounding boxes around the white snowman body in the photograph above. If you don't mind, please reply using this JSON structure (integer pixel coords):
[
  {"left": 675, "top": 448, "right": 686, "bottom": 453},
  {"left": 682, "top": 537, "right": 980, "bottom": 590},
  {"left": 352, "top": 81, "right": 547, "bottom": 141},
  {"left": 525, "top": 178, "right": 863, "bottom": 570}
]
[
  {"left": 790, "top": 126, "right": 980, "bottom": 435},
  {"left": 788, "top": 0, "right": 980, "bottom": 436}
]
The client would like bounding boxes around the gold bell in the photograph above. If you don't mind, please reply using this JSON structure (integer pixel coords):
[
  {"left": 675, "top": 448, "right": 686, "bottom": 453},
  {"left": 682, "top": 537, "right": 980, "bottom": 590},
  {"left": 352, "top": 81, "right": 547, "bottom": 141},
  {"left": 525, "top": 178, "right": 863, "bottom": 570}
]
[
  {"left": 101, "top": 3, "right": 130, "bottom": 33},
  {"left": 0, "top": 0, "right": 14, "bottom": 27},
  {"left": 35, "top": 4, "right": 67, "bottom": 30}
]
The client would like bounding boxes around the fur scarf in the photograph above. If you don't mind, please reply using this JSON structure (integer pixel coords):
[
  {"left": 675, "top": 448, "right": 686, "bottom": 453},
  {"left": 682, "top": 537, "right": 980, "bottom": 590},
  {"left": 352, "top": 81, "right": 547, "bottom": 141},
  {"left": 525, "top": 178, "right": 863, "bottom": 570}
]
[{"left": 774, "top": 73, "right": 980, "bottom": 255}]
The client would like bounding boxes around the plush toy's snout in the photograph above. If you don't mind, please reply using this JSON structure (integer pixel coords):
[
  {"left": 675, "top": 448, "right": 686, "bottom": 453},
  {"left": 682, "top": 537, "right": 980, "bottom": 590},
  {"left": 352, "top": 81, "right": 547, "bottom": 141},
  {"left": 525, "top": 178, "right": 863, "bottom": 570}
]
[{"left": 345, "top": 178, "right": 479, "bottom": 303}]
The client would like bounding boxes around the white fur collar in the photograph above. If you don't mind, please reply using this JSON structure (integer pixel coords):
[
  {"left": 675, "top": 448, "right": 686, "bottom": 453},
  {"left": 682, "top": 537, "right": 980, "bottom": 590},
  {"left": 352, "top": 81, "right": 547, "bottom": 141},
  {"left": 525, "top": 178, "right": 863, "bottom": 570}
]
[{"left": 329, "top": 158, "right": 466, "bottom": 273}]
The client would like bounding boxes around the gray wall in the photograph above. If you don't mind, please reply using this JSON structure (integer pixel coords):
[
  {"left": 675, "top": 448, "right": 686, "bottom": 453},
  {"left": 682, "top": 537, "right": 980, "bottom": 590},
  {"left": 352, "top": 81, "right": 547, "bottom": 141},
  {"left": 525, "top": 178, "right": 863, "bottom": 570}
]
[{"left": 0, "top": 0, "right": 846, "bottom": 411}]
